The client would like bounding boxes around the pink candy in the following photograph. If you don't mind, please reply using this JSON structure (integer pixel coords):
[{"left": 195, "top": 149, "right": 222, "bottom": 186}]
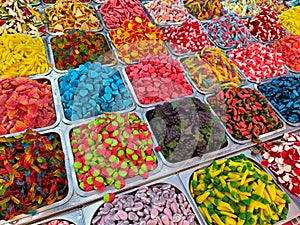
[{"left": 47, "top": 220, "right": 74, "bottom": 225}]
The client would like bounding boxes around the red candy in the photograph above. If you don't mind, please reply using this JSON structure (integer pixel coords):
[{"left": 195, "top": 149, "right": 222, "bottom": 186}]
[
  {"left": 125, "top": 54, "right": 193, "bottom": 105},
  {"left": 0, "top": 77, "right": 56, "bottom": 135},
  {"left": 161, "top": 19, "right": 213, "bottom": 54}
]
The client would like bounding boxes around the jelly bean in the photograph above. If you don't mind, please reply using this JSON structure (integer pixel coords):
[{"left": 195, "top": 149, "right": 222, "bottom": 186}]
[
  {"left": 244, "top": 8, "right": 287, "bottom": 42},
  {"left": 258, "top": 76, "right": 300, "bottom": 124},
  {"left": 99, "top": 0, "right": 147, "bottom": 29},
  {"left": 255, "top": 0, "right": 287, "bottom": 14},
  {"left": 161, "top": 19, "right": 213, "bottom": 54},
  {"left": 228, "top": 42, "right": 286, "bottom": 83},
  {"left": 183, "top": 0, "right": 224, "bottom": 20},
  {"left": 191, "top": 154, "right": 290, "bottom": 225},
  {"left": 279, "top": 6, "right": 300, "bottom": 35},
  {"left": 51, "top": 30, "right": 114, "bottom": 71},
  {"left": 208, "top": 87, "right": 283, "bottom": 142},
  {"left": 109, "top": 18, "right": 168, "bottom": 64},
  {"left": 259, "top": 133, "right": 300, "bottom": 198},
  {"left": 147, "top": 97, "right": 227, "bottom": 163},
  {"left": 0, "top": 130, "right": 68, "bottom": 220},
  {"left": 45, "top": 0, "right": 100, "bottom": 33},
  {"left": 125, "top": 54, "right": 193, "bottom": 105},
  {"left": 271, "top": 34, "right": 300, "bottom": 72},
  {"left": 221, "top": 0, "right": 260, "bottom": 17},
  {"left": 0, "top": 1, "right": 46, "bottom": 35},
  {"left": 0, "top": 77, "right": 56, "bottom": 135},
  {"left": 144, "top": 0, "right": 189, "bottom": 25},
  {"left": 59, "top": 62, "right": 133, "bottom": 121},
  {"left": 0, "top": 33, "right": 50, "bottom": 78},
  {"left": 70, "top": 112, "right": 158, "bottom": 192},
  {"left": 202, "top": 13, "right": 255, "bottom": 49}
]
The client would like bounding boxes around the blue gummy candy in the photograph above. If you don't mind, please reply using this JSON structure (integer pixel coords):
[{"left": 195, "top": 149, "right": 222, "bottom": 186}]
[{"left": 79, "top": 89, "right": 88, "bottom": 97}]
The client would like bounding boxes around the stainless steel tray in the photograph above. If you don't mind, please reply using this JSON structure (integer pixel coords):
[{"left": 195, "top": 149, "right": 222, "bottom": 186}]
[{"left": 178, "top": 150, "right": 300, "bottom": 225}]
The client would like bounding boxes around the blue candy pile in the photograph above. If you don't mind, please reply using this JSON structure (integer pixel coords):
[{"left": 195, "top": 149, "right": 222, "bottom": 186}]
[
  {"left": 258, "top": 76, "right": 300, "bottom": 124},
  {"left": 59, "top": 62, "right": 133, "bottom": 121}
]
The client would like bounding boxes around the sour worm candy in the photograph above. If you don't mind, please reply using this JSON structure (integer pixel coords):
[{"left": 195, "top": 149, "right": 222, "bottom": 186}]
[
  {"left": 183, "top": 0, "right": 224, "bottom": 21},
  {"left": 92, "top": 184, "right": 199, "bottom": 225},
  {"left": 201, "top": 13, "right": 255, "bottom": 49},
  {"left": 0, "top": 130, "right": 68, "bottom": 220},
  {"left": 0, "top": 33, "right": 50, "bottom": 78},
  {"left": 208, "top": 87, "right": 283, "bottom": 141},
  {"left": 0, "top": 77, "right": 56, "bottom": 135},
  {"left": 70, "top": 112, "right": 158, "bottom": 192},
  {"left": 221, "top": 0, "right": 260, "bottom": 17},
  {"left": 59, "top": 62, "right": 133, "bottom": 121},
  {"left": 125, "top": 54, "right": 193, "bottom": 105},
  {"left": 45, "top": 221, "right": 75, "bottom": 225},
  {"left": 259, "top": 133, "right": 300, "bottom": 198},
  {"left": 45, "top": 0, "right": 100, "bottom": 33},
  {"left": 271, "top": 34, "right": 300, "bottom": 72},
  {"left": 258, "top": 76, "right": 300, "bottom": 124},
  {"left": 279, "top": 6, "right": 300, "bottom": 35},
  {"left": 190, "top": 154, "right": 290, "bottom": 225},
  {"left": 147, "top": 98, "right": 227, "bottom": 163},
  {"left": 0, "top": 1, "right": 46, "bottom": 35},
  {"left": 161, "top": 19, "right": 213, "bottom": 54},
  {"left": 99, "top": 0, "right": 147, "bottom": 29},
  {"left": 51, "top": 30, "right": 113, "bottom": 71},
  {"left": 228, "top": 42, "right": 286, "bottom": 83},
  {"left": 144, "top": 0, "right": 189, "bottom": 25},
  {"left": 244, "top": 8, "right": 287, "bottom": 42},
  {"left": 109, "top": 18, "right": 168, "bottom": 64},
  {"left": 255, "top": 0, "right": 286, "bottom": 14}
]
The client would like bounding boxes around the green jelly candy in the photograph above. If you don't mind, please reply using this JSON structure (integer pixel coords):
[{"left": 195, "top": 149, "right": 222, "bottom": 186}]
[
  {"left": 74, "top": 161, "right": 82, "bottom": 170},
  {"left": 87, "top": 176, "right": 93, "bottom": 185}
]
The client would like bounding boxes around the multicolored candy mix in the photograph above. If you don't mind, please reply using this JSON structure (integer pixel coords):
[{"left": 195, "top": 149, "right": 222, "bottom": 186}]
[
  {"left": 0, "top": 130, "right": 68, "bottom": 220},
  {"left": 255, "top": 0, "right": 286, "bottom": 14},
  {"left": 183, "top": 0, "right": 224, "bottom": 20},
  {"left": 221, "top": 0, "right": 260, "bottom": 17}
]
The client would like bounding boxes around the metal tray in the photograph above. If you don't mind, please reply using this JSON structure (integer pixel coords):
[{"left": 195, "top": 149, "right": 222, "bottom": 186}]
[
  {"left": 47, "top": 32, "right": 117, "bottom": 74},
  {"left": 32, "top": 209, "right": 84, "bottom": 225},
  {"left": 120, "top": 66, "right": 197, "bottom": 108},
  {"left": 63, "top": 111, "right": 163, "bottom": 197},
  {"left": 52, "top": 66, "right": 136, "bottom": 125},
  {"left": 82, "top": 175, "right": 202, "bottom": 225},
  {"left": 0, "top": 128, "right": 74, "bottom": 225},
  {"left": 178, "top": 150, "right": 300, "bottom": 225},
  {"left": 141, "top": 96, "right": 231, "bottom": 168},
  {"left": 204, "top": 86, "right": 287, "bottom": 144}
]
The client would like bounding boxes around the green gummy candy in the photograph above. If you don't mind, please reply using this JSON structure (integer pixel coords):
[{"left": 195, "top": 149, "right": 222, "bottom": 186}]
[
  {"left": 87, "top": 176, "right": 93, "bottom": 185},
  {"left": 132, "top": 154, "right": 139, "bottom": 161},
  {"left": 109, "top": 155, "right": 117, "bottom": 162},
  {"left": 93, "top": 170, "right": 100, "bottom": 177},
  {"left": 119, "top": 170, "right": 127, "bottom": 177},
  {"left": 85, "top": 153, "right": 93, "bottom": 161},
  {"left": 74, "top": 161, "right": 82, "bottom": 170}
]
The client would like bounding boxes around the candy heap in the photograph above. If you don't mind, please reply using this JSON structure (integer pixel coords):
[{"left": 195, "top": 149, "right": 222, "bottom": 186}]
[
  {"left": 44, "top": 220, "right": 75, "bottom": 225},
  {"left": 59, "top": 62, "right": 133, "bottom": 121},
  {"left": 183, "top": 0, "right": 224, "bottom": 20},
  {"left": 70, "top": 112, "right": 158, "bottom": 191},
  {"left": 0, "top": 77, "right": 56, "bottom": 135},
  {"left": 279, "top": 6, "right": 300, "bottom": 35},
  {"left": 191, "top": 154, "right": 290, "bottom": 225},
  {"left": 221, "top": 0, "right": 260, "bottom": 17},
  {"left": 254, "top": 0, "right": 286, "bottom": 14},
  {"left": 125, "top": 54, "right": 193, "bottom": 105},
  {"left": 0, "top": 130, "right": 68, "bottom": 220}
]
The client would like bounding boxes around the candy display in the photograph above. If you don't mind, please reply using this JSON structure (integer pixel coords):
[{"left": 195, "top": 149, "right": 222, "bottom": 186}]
[
  {"left": 99, "top": 0, "right": 147, "bottom": 29},
  {"left": 144, "top": 0, "right": 189, "bottom": 25},
  {"left": 0, "top": 33, "right": 50, "bottom": 78},
  {"left": 181, "top": 47, "right": 243, "bottom": 92},
  {"left": 45, "top": 0, "right": 100, "bottom": 33},
  {"left": 221, "top": 0, "right": 260, "bottom": 17},
  {"left": 254, "top": 0, "right": 286, "bottom": 14},
  {"left": 70, "top": 112, "right": 158, "bottom": 192},
  {"left": 44, "top": 0, "right": 88, "bottom": 3},
  {"left": 125, "top": 54, "right": 193, "bottom": 105},
  {"left": 59, "top": 62, "right": 133, "bottom": 121},
  {"left": 183, "top": 0, "right": 224, "bottom": 21},
  {"left": 147, "top": 97, "right": 227, "bottom": 163},
  {"left": 258, "top": 76, "right": 300, "bottom": 124},
  {"left": 271, "top": 34, "right": 300, "bottom": 72},
  {"left": 258, "top": 133, "right": 300, "bottom": 198},
  {"left": 161, "top": 19, "right": 213, "bottom": 54},
  {"left": 50, "top": 30, "right": 113, "bottom": 71},
  {"left": 228, "top": 42, "right": 286, "bottom": 83},
  {"left": 190, "top": 154, "right": 290, "bottom": 225},
  {"left": 201, "top": 13, "right": 255, "bottom": 49},
  {"left": 0, "top": 0, "right": 46, "bottom": 35},
  {"left": 279, "top": 6, "right": 300, "bottom": 35},
  {"left": 207, "top": 87, "right": 283, "bottom": 142},
  {"left": 244, "top": 8, "right": 287, "bottom": 42},
  {"left": 0, "top": 77, "right": 56, "bottom": 135},
  {"left": 0, "top": 130, "right": 68, "bottom": 220},
  {"left": 109, "top": 17, "right": 168, "bottom": 64},
  {"left": 43, "top": 220, "right": 75, "bottom": 225},
  {"left": 91, "top": 184, "right": 199, "bottom": 225}
]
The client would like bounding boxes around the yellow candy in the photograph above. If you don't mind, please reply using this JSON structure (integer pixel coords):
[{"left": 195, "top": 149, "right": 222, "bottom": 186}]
[{"left": 279, "top": 6, "right": 300, "bottom": 35}]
